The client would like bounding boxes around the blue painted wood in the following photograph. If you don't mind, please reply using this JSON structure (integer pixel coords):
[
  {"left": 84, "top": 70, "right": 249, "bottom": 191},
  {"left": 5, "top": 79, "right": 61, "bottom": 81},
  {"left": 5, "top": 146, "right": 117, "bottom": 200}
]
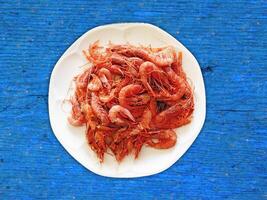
[{"left": 0, "top": 0, "right": 266, "bottom": 199}]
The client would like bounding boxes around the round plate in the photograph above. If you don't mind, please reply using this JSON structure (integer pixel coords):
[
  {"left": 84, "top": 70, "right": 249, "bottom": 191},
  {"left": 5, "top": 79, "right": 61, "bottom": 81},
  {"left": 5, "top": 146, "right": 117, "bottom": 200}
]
[{"left": 48, "top": 23, "right": 206, "bottom": 178}]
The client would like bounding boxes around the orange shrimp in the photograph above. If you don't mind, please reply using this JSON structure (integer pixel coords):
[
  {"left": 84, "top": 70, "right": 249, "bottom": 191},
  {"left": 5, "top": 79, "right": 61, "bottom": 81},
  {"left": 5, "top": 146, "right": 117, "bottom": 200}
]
[
  {"left": 87, "top": 74, "right": 102, "bottom": 91},
  {"left": 81, "top": 103, "right": 97, "bottom": 130},
  {"left": 98, "top": 88, "right": 116, "bottom": 103},
  {"left": 91, "top": 92, "right": 110, "bottom": 125},
  {"left": 146, "top": 129, "right": 177, "bottom": 149},
  {"left": 114, "top": 76, "right": 132, "bottom": 96},
  {"left": 86, "top": 128, "right": 106, "bottom": 162},
  {"left": 110, "top": 45, "right": 175, "bottom": 67},
  {"left": 152, "top": 97, "right": 194, "bottom": 129},
  {"left": 139, "top": 108, "right": 152, "bottom": 129},
  {"left": 118, "top": 84, "right": 150, "bottom": 109},
  {"left": 171, "top": 51, "right": 186, "bottom": 78},
  {"left": 128, "top": 57, "right": 144, "bottom": 77},
  {"left": 109, "top": 133, "right": 132, "bottom": 161},
  {"left": 75, "top": 68, "right": 91, "bottom": 89},
  {"left": 133, "top": 135, "right": 147, "bottom": 158},
  {"left": 68, "top": 95, "right": 86, "bottom": 126},
  {"left": 158, "top": 66, "right": 187, "bottom": 101},
  {"left": 97, "top": 68, "right": 112, "bottom": 91},
  {"left": 139, "top": 61, "right": 170, "bottom": 97},
  {"left": 110, "top": 44, "right": 148, "bottom": 58},
  {"left": 148, "top": 46, "right": 175, "bottom": 67},
  {"left": 110, "top": 53, "right": 139, "bottom": 77},
  {"left": 108, "top": 105, "right": 136, "bottom": 126},
  {"left": 108, "top": 64, "right": 124, "bottom": 76},
  {"left": 128, "top": 57, "right": 144, "bottom": 70},
  {"left": 110, "top": 53, "right": 128, "bottom": 66},
  {"left": 85, "top": 41, "right": 109, "bottom": 64}
]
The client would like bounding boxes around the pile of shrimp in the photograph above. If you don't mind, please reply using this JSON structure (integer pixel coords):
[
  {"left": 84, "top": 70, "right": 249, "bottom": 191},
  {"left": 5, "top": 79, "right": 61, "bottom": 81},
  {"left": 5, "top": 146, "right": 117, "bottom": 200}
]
[{"left": 68, "top": 41, "right": 194, "bottom": 162}]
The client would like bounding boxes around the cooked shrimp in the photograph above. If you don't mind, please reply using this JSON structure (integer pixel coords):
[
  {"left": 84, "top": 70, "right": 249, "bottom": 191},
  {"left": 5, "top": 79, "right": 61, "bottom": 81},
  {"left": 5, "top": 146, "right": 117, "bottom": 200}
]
[
  {"left": 97, "top": 68, "right": 112, "bottom": 90},
  {"left": 75, "top": 68, "right": 91, "bottom": 89},
  {"left": 98, "top": 88, "right": 116, "bottom": 103},
  {"left": 148, "top": 46, "right": 175, "bottom": 67},
  {"left": 87, "top": 74, "right": 102, "bottom": 91},
  {"left": 119, "top": 84, "right": 150, "bottom": 109},
  {"left": 152, "top": 98, "right": 194, "bottom": 129},
  {"left": 146, "top": 129, "right": 176, "bottom": 149},
  {"left": 139, "top": 61, "right": 169, "bottom": 96},
  {"left": 128, "top": 57, "right": 144, "bottom": 70},
  {"left": 110, "top": 44, "right": 148, "bottom": 58},
  {"left": 159, "top": 66, "right": 187, "bottom": 101},
  {"left": 86, "top": 128, "right": 106, "bottom": 162},
  {"left": 110, "top": 53, "right": 139, "bottom": 77},
  {"left": 110, "top": 45, "right": 175, "bottom": 67},
  {"left": 68, "top": 95, "right": 86, "bottom": 126},
  {"left": 91, "top": 92, "right": 110, "bottom": 125},
  {"left": 139, "top": 108, "right": 152, "bottom": 129},
  {"left": 108, "top": 64, "right": 124, "bottom": 76},
  {"left": 81, "top": 103, "right": 97, "bottom": 130},
  {"left": 171, "top": 51, "right": 185, "bottom": 78},
  {"left": 108, "top": 105, "right": 136, "bottom": 126},
  {"left": 114, "top": 76, "right": 132, "bottom": 96},
  {"left": 110, "top": 53, "right": 128, "bottom": 66}
]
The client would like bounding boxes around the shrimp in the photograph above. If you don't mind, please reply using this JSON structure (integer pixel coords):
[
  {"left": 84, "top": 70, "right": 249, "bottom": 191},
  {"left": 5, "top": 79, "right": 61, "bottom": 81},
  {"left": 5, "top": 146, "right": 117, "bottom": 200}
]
[
  {"left": 108, "top": 105, "right": 136, "bottom": 126},
  {"left": 110, "top": 54, "right": 139, "bottom": 77},
  {"left": 119, "top": 84, "right": 150, "bottom": 109},
  {"left": 146, "top": 129, "right": 177, "bottom": 149},
  {"left": 108, "top": 64, "right": 124, "bottom": 76},
  {"left": 109, "top": 133, "right": 132, "bottom": 161},
  {"left": 128, "top": 108, "right": 152, "bottom": 137},
  {"left": 98, "top": 88, "right": 116, "bottom": 103},
  {"left": 158, "top": 66, "right": 187, "bottom": 101},
  {"left": 139, "top": 64, "right": 186, "bottom": 101},
  {"left": 110, "top": 53, "right": 128, "bottom": 66},
  {"left": 91, "top": 92, "right": 110, "bottom": 125},
  {"left": 139, "top": 61, "right": 170, "bottom": 96},
  {"left": 139, "top": 108, "right": 152, "bottom": 129},
  {"left": 128, "top": 57, "right": 144, "bottom": 70},
  {"left": 152, "top": 97, "right": 194, "bottom": 129},
  {"left": 97, "top": 68, "right": 112, "bottom": 90},
  {"left": 108, "top": 126, "right": 141, "bottom": 161},
  {"left": 75, "top": 87, "right": 87, "bottom": 104},
  {"left": 68, "top": 95, "right": 86, "bottom": 126},
  {"left": 114, "top": 76, "right": 132, "bottom": 96},
  {"left": 87, "top": 74, "right": 102, "bottom": 91},
  {"left": 148, "top": 46, "right": 175, "bottom": 67},
  {"left": 171, "top": 51, "right": 185, "bottom": 78},
  {"left": 133, "top": 135, "right": 147, "bottom": 158},
  {"left": 84, "top": 40, "right": 109, "bottom": 64},
  {"left": 81, "top": 103, "right": 97, "bottom": 130},
  {"left": 110, "top": 45, "right": 175, "bottom": 67},
  {"left": 110, "top": 44, "right": 148, "bottom": 58},
  {"left": 75, "top": 68, "right": 91, "bottom": 89},
  {"left": 128, "top": 57, "right": 144, "bottom": 77},
  {"left": 86, "top": 128, "right": 106, "bottom": 162}
]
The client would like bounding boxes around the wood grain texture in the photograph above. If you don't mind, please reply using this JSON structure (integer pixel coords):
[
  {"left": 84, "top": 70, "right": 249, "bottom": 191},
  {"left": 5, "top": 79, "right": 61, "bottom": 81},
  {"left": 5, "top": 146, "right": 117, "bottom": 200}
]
[{"left": 0, "top": 0, "right": 266, "bottom": 199}]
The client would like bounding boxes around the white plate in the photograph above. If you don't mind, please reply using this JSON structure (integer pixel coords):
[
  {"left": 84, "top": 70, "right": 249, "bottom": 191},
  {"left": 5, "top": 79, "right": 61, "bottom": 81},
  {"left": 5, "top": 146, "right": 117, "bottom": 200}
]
[{"left": 48, "top": 23, "right": 206, "bottom": 178}]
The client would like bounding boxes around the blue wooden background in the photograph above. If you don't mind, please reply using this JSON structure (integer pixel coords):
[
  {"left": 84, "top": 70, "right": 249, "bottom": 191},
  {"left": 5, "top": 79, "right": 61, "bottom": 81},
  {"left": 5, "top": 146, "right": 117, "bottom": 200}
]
[{"left": 0, "top": 0, "right": 266, "bottom": 199}]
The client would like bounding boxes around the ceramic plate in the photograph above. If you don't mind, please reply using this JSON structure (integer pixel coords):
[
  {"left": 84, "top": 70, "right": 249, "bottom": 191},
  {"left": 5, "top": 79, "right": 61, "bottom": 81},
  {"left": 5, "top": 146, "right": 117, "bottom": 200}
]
[{"left": 48, "top": 23, "right": 206, "bottom": 178}]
